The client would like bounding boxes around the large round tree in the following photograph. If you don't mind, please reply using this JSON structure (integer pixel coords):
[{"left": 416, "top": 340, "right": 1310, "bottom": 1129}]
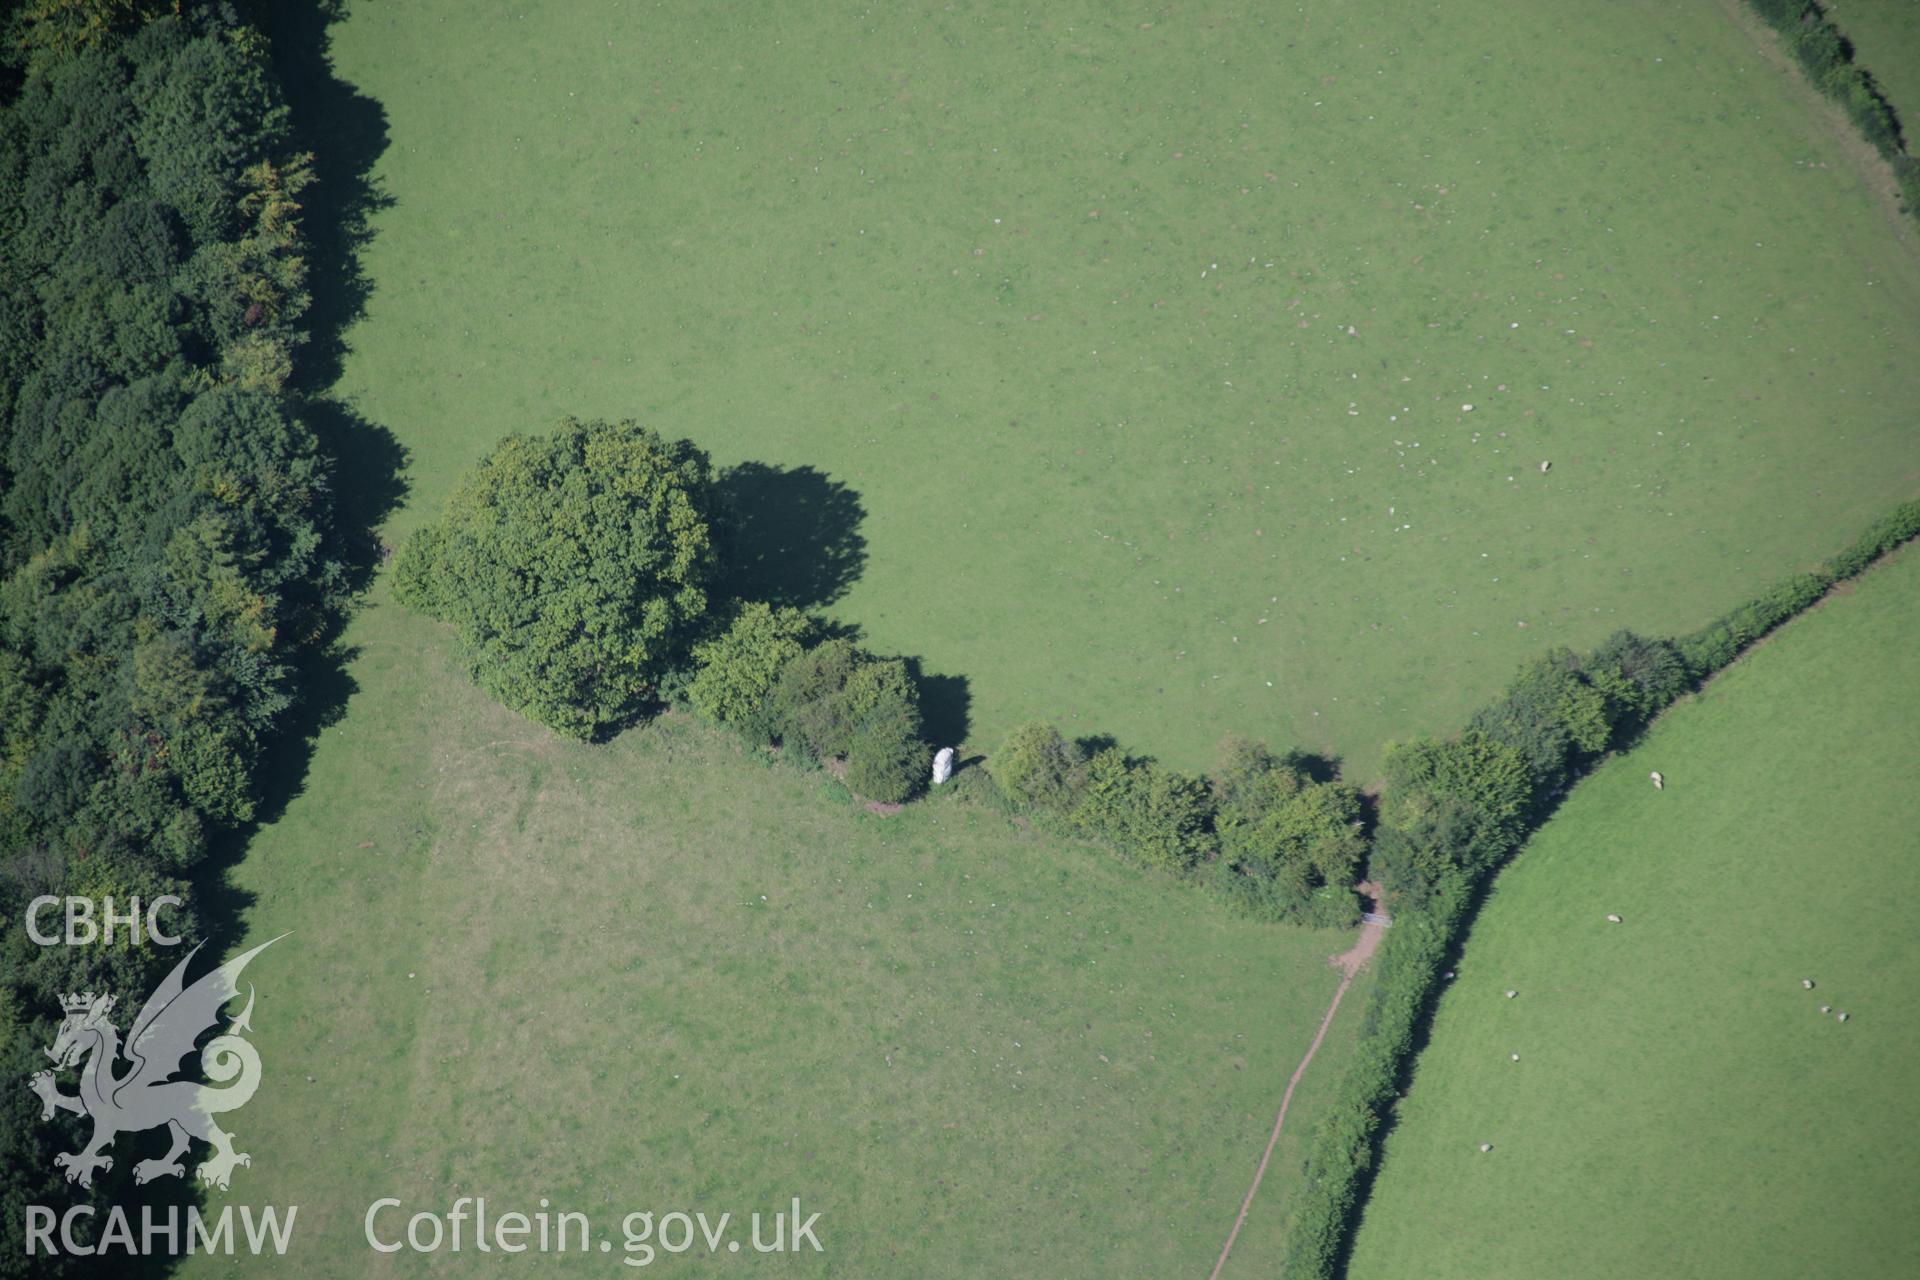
[{"left": 395, "top": 418, "right": 719, "bottom": 738}]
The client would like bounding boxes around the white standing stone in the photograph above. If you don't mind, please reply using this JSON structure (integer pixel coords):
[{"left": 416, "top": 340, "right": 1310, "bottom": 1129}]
[{"left": 931, "top": 746, "right": 955, "bottom": 786}]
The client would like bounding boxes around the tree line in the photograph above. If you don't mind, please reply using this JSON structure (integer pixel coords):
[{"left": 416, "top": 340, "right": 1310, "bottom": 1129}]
[{"left": 0, "top": 3, "right": 343, "bottom": 1270}]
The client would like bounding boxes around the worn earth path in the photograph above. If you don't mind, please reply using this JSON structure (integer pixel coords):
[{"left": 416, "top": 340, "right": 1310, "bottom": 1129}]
[{"left": 1207, "top": 894, "right": 1388, "bottom": 1280}]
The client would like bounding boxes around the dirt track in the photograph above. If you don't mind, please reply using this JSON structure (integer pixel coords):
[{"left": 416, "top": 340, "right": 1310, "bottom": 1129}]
[{"left": 1206, "top": 914, "right": 1386, "bottom": 1280}]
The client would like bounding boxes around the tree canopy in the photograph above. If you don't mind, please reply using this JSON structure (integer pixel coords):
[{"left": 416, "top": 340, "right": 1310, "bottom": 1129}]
[
  {"left": 395, "top": 418, "right": 720, "bottom": 739},
  {"left": 0, "top": 7, "right": 337, "bottom": 1268}
]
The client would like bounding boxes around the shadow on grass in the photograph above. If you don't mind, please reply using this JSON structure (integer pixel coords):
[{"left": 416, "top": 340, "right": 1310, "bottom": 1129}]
[
  {"left": 121, "top": 8, "right": 403, "bottom": 1270},
  {"left": 904, "top": 659, "right": 970, "bottom": 749},
  {"left": 268, "top": 0, "right": 410, "bottom": 583},
  {"left": 714, "top": 461, "right": 867, "bottom": 610}
]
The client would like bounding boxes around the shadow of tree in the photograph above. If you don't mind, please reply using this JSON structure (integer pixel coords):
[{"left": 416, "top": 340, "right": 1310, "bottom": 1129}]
[
  {"left": 1284, "top": 750, "right": 1344, "bottom": 788},
  {"left": 263, "top": 0, "right": 391, "bottom": 396},
  {"left": 191, "top": 0, "right": 403, "bottom": 968},
  {"left": 713, "top": 461, "right": 867, "bottom": 610},
  {"left": 903, "top": 658, "right": 971, "bottom": 750},
  {"left": 1074, "top": 733, "right": 1120, "bottom": 758}
]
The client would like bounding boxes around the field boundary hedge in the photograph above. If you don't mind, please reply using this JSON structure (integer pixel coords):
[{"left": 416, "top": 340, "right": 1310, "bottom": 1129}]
[
  {"left": 1742, "top": 0, "right": 1920, "bottom": 217},
  {"left": 1278, "top": 497, "right": 1920, "bottom": 1279}
]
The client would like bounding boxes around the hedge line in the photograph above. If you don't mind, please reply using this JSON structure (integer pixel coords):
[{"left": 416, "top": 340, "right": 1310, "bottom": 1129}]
[
  {"left": 979, "top": 725, "right": 1370, "bottom": 928},
  {"left": 682, "top": 604, "right": 931, "bottom": 805},
  {"left": 680, "top": 605, "right": 1373, "bottom": 921},
  {"left": 1279, "top": 496, "right": 1920, "bottom": 1280},
  {"left": 1279, "top": 883, "right": 1469, "bottom": 1275},
  {"left": 1744, "top": 0, "right": 1920, "bottom": 217}
]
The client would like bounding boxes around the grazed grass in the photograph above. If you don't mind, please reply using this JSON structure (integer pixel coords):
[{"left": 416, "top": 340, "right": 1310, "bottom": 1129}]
[
  {"left": 158, "top": 0, "right": 1920, "bottom": 1272},
  {"left": 1346, "top": 548, "right": 1920, "bottom": 1280},
  {"left": 175, "top": 591, "right": 1373, "bottom": 1276},
  {"left": 323, "top": 0, "right": 1920, "bottom": 777}
]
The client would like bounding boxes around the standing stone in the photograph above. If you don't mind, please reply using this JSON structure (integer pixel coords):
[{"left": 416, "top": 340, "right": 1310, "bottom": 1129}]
[{"left": 931, "top": 747, "right": 955, "bottom": 786}]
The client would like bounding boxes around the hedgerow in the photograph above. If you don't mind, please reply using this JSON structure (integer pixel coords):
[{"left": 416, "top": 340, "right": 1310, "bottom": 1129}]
[
  {"left": 673, "top": 625, "right": 931, "bottom": 805},
  {"left": 1677, "top": 498, "right": 1920, "bottom": 674},
  {"left": 685, "top": 602, "right": 813, "bottom": 740},
  {"left": 972, "top": 722, "right": 1369, "bottom": 920},
  {"left": 1278, "top": 498, "right": 1920, "bottom": 1280},
  {"left": 1743, "top": 0, "right": 1920, "bottom": 219}
]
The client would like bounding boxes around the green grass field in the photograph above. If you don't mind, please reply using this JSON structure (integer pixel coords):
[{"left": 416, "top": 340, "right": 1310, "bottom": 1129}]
[
  {"left": 1346, "top": 547, "right": 1920, "bottom": 1280},
  {"left": 170, "top": 590, "right": 1373, "bottom": 1276},
  {"left": 1828, "top": 0, "right": 1920, "bottom": 134},
  {"left": 319, "top": 0, "right": 1920, "bottom": 778},
  {"left": 144, "top": 0, "right": 1920, "bottom": 1273}
]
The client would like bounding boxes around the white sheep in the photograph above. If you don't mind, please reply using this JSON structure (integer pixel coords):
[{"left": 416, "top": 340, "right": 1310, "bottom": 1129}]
[
  {"left": 1650, "top": 771, "right": 1664, "bottom": 789},
  {"left": 1820, "top": 1005, "right": 1831, "bottom": 1014},
  {"left": 1606, "top": 914, "right": 1622, "bottom": 924},
  {"left": 1505, "top": 990, "right": 1518, "bottom": 999},
  {"left": 1802, "top": 979, "right": 1814, "bottom": 990},
  {"left": 1479, "top": 1142, "right": 1494, "bottom": 1153},
  {"left": 1510, "top": 1052, "right": 1520, "bottom": 1062},
  {"left": 1837, "top": 1012, "right": 1849, "bottom": 1022},
  {"left": 1539, "top": 460, "right": 1551, "bottom": 473}
]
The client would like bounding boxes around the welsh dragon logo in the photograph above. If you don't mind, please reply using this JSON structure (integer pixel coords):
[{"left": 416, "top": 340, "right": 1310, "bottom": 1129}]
[{"left": 28, "top": 935, "right": 285, "bottom": 1191}]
